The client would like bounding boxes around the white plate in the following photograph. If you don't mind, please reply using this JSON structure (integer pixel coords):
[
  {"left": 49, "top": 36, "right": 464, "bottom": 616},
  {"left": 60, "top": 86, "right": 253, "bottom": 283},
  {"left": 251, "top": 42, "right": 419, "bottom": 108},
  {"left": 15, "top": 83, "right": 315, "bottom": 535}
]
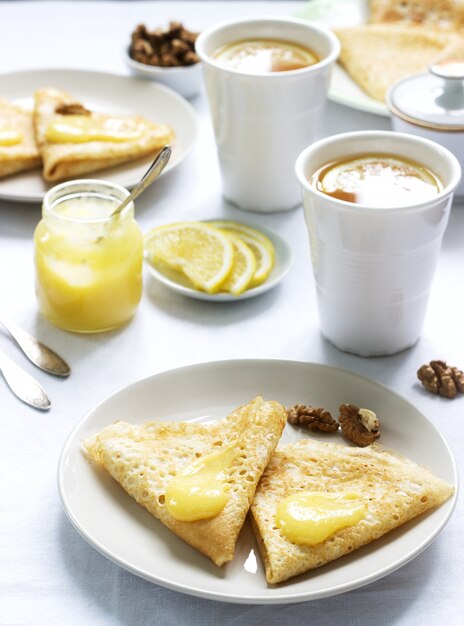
[
  {"left": 58, "top": 359, "right": 457, "bottom": 605},
  {"left": 296, "top": 0, "right": 389, "bottom": 117},
  {"left": 144, "top": 223, "right": 292, "bottom": 302},
  {"left": 0, "top": 69, "right": 198, "bottom": 203}
]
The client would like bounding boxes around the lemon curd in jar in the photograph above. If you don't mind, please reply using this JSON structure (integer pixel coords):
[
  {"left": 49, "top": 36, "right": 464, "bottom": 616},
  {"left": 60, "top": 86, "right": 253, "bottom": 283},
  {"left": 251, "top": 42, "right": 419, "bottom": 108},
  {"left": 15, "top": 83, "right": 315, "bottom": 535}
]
[
  {"left": 34, "top": 180, "right": 143, "bottom": 333},
  {"left": 311, "top": 154, "right": 442, "bottom": 207},
  {"left": 212, "top": 38, "right": 319, "bottom": 73}
]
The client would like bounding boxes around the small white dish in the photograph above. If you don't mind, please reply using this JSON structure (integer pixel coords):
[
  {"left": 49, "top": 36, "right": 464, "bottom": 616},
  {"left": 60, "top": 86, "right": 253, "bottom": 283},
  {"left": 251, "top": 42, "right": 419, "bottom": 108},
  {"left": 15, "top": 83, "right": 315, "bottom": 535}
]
[
  {"left": 125, "top": 47, "right": 203, "bottom": 99},
  {"left": 57, "top": 359, "right": 457, "bottom": 604},
  {"left": 144, "top": 223, "right": 292, "bottom": 301}
]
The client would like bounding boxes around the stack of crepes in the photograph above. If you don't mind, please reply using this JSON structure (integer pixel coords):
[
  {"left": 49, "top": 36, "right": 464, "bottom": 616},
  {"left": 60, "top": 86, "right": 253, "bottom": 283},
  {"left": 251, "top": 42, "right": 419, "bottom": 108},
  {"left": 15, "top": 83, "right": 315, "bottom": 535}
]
[
  {"left": 0, "top": 87, "right": 173, "bottom": 181},
  {"left": 83, "top": 396, "right": 454, "bottom": 584},
  {"left": 333, "top": 0, "right": 464, "bottom": 102}
]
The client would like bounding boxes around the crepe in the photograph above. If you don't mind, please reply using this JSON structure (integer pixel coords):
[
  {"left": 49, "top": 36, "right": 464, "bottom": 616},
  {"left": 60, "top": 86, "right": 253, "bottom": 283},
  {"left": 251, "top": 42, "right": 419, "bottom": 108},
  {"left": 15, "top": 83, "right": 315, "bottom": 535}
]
[
  {"left": 368, "top": 0, "right": 464, "bottom": 31},
  {"left": 34, "top": 87, "right": 174, "bottom": 181},
  {"left": 83, "top": 396, "right": 287, "bottom": 567},
  {"left": 0, "top": 98, "right": 41, "bottom": 178},
  {"left": 251, "top": 439, "right": 454, "bottom": 584},
  {"left": 333, "top": 24, "right": 460, "bottom": 101}
]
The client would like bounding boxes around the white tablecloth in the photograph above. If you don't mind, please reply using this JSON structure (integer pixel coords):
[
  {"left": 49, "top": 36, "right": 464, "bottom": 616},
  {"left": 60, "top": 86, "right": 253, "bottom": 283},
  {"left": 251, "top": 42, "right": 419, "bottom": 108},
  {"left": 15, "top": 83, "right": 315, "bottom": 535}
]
[{"left": 1, "top": 3, "right": 463, "bottom": 624}]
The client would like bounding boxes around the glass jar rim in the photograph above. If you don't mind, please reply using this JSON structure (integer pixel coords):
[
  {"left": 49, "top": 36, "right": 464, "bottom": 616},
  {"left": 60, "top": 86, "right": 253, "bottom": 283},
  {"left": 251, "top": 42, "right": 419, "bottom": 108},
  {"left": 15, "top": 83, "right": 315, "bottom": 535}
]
[{"left": 42, "top": 178, "right": 134, "bottom": 224}]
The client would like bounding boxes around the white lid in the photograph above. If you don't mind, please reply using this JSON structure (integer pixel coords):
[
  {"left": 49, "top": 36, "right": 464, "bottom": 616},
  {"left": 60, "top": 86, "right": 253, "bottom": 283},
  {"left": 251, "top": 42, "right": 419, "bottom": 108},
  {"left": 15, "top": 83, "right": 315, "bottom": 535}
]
[{"left": 386, "top": 61, "right": 464, "bottom": 130}]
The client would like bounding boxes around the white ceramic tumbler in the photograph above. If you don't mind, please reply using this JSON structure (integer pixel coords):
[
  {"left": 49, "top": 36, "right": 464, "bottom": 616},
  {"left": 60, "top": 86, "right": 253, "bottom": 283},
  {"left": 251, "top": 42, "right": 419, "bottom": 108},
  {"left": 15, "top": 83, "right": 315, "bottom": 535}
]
[
  {"left": 295, "top": 131, "right": 461, "bottom": 356},
  {"left": 196, "top": 17, "right": 340, "bottom": 212}
]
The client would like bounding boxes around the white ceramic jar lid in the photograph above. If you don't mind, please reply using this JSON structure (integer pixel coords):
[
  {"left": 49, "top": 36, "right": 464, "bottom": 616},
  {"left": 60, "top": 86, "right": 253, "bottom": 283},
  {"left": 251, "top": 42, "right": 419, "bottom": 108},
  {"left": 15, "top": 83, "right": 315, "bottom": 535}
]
[{"left": 386, "top": 61, "right": 464, "bottom": 130}]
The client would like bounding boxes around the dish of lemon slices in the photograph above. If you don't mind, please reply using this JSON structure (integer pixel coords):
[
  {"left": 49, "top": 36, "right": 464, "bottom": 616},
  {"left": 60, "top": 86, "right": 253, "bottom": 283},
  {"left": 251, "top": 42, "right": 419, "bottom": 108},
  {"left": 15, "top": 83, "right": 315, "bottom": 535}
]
[{"left": 143, "top": 220, "right": 292, "bottom": 301}]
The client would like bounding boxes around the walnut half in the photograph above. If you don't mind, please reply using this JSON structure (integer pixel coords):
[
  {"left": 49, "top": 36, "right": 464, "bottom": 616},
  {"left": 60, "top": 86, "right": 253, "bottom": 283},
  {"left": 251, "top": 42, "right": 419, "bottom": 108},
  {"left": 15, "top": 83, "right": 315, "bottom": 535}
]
[
  {"left": 417, "top": 360, "right": 464, "bottom": 399},
  {"left": 339, "top": 404, "right": 380, "bottom": 447},
  {"left": 287, "top": 405, "right": 339, "bottom": 433}
]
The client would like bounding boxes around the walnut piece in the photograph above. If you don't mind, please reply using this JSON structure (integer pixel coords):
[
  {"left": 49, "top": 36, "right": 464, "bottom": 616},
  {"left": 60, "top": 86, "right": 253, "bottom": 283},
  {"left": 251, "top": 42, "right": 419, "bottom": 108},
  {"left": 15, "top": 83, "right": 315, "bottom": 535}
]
[
  {"left": 417, "top": 360, "right": 464, "bottom": 399},
  {"left": 55, "top": 102, "right": 91, "bottom": 116},
  {"left": 130, "top": 21, "right": 200, "bottom": 68},
  {"left": 358, "top": 408, "right": 380, "bottom": 433},
  {"left": 287, "top": 405, "right": 339, "bottom": 433},
  {"left": 339, "top": 404, "right": 380, "bottom": 447}
]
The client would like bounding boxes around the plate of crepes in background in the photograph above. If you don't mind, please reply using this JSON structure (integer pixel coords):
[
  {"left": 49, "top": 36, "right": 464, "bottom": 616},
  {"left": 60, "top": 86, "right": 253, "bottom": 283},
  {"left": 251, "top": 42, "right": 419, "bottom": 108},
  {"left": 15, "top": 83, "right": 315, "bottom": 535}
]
[
  {"left": 58, "top": 360, "right": 457, "bottom": 604},
  {"left": 297, "top": 0, "right": 464, "bottom": 116},
  {"left": 0, "top": 69, "right": 198, "bottom": 202},
  {"left": 143, "top": 220, "right": 292, "bottom": 301}
]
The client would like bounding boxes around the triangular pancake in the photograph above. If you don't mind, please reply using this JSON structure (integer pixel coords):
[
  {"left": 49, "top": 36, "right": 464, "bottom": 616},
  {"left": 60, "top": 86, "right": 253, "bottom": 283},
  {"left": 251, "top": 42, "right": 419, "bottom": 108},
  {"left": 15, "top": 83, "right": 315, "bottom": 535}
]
[
  {"left": 334, "top": 24, "right": 460, "bottom": 101},
  {"left": 83, "top": 396, "right": 287, "bottom": 566},
  {"left": 34, "top": 87, "right": 174, "bottom": 181},
  {"left": 0, "top": 98, "right": 41, "bottom": 178},
  {"left": 251, "top": 439, "right": 454, "bottom": 584},
  {"left": 368, "top": 0, "right": 464, "bottom": 31}
]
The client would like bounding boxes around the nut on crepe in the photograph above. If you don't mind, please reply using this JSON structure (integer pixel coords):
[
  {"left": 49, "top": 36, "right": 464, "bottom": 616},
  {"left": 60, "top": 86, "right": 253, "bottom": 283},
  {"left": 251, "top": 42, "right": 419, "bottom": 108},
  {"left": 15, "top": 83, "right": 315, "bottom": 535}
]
[
  {"left": 333, "top": 24, "right": 460, "bottom": 101},
  {"left": 83, "top": 396, "right": 287, "bottom": 567},
  {"left": 251, "top": 439, "right": 454, "bottom": 584},
  {"left": 0, "top": 98, "right": 41, "bottom": 178},
  {"left": 34, "top": 87, "right": 174, "bottom": 181}
]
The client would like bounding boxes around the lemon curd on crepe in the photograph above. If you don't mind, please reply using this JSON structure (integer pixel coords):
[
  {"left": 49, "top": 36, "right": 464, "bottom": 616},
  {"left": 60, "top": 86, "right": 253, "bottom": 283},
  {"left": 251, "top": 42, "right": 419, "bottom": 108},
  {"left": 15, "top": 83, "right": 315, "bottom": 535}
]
[
  {"left": 212, "top": 39, "right": 319, "bottom": 73},
  {"left": 165, "top": 443, "right": 240, "bottom": 522},
  {"left": 275, "top": 491, "right": 367, "bottom": 546},
  {"left": 311, "top": 154, "right": 442, "bottom": 207}
]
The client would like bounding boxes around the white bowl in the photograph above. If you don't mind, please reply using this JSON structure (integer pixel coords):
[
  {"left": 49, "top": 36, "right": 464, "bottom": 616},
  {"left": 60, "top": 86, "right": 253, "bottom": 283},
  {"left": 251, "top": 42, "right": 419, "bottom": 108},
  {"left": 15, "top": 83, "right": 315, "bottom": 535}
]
[{"left": 125, "top": 47, "right": 202, "bottom": 99}]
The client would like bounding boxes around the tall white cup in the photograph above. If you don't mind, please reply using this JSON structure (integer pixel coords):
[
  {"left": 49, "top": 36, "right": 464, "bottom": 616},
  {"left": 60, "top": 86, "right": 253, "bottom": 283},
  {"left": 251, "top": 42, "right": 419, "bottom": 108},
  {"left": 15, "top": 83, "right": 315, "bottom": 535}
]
[
  {"left": 295, "top": 131, "right": 461, "bottom": 356},
  {"left": 196, "top": 17, "right": 340, "bottom": 213}
]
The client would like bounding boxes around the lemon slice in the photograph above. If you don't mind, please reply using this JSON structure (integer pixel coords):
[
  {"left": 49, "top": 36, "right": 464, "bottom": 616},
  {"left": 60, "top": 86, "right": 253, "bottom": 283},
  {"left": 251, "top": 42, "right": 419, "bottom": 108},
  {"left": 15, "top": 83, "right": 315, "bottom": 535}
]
[
  {"left": 210, "top": 220, "right": 272, "bottom": 246},
  {"left": 220, "top": 233, "right": 256, "bottom": 296},
  {"left": 210, "top": 221, "right": 275, "bottom": 288},
  {"left": 144, "top": 222, "right": 234, "bottom": 294}
]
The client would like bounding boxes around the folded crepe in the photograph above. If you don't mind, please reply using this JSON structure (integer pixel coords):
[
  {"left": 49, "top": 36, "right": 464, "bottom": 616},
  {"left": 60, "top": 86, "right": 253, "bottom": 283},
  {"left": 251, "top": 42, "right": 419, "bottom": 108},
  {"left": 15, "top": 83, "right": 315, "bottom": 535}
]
[
  {"left": 368, "top": 0, "right": 464, "bottom": 31},
  {"left": 334, "top": 24, "right": 460, "bottom": 101},
  {"left": 34, "top": 87, "right": 174, "bottom": 181},
  {"left": 0, "top": 97, "right": 41, "bottom": 178},
  {"left": 251, "top": 439, "right": 454, "bottom": 584},
  {"left": 84, "top": 396, "right": 287, "bottom": 566}
]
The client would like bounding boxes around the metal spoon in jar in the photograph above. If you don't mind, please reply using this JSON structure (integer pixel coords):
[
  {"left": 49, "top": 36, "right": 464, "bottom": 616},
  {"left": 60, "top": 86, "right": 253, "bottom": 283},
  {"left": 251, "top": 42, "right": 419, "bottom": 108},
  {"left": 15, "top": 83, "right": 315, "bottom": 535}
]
[
  {"left": 0, "top": 316, "right": 71, "bottom": 377},
  {"left": 110, "top": 145, "right": 172, "bottom": 217}
]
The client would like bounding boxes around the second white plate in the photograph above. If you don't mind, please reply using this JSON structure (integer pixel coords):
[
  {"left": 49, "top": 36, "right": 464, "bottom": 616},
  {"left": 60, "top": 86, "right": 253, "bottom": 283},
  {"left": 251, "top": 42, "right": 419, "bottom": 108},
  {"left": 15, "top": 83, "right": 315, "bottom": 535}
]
[
  {"left": 296, "top": 0, "right": 389, "bottom": 117},
  {"left": 58, "top": 359, "right": 457, "bottom": 604},
  {"left": 0, "top": 69, "right": 198, "bottom": 203}
]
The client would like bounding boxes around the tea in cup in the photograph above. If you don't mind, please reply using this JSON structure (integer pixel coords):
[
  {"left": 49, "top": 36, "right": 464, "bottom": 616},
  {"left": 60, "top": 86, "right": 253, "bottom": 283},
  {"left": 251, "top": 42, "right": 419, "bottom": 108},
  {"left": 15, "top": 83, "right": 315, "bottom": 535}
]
[
  {"left": 196, "top": 17, "right": 340, "bottom": 212},
  {"left": 295, "top": 131, "right": 461, "bottom": 356}
]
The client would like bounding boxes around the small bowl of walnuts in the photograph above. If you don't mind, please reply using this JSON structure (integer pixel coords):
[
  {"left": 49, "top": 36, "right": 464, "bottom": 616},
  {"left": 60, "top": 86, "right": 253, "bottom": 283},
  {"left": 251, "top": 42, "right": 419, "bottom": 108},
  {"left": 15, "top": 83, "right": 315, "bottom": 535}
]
[{"left": 126, "top": 21, "right": 202, "bottom": 99}]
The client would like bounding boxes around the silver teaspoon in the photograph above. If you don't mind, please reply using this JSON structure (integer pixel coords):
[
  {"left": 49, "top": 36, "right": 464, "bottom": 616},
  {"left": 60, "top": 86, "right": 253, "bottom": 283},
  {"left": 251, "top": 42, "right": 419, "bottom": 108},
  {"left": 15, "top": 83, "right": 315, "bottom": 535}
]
[
  {"left": 0, "top": 316, "right": 71, "bottom": 377},
  {"left": 110, "top": 145, "right": 172, "bottom": 217},
  {"left": 0, "top": 349, "right": 51, "bottom": 410}
]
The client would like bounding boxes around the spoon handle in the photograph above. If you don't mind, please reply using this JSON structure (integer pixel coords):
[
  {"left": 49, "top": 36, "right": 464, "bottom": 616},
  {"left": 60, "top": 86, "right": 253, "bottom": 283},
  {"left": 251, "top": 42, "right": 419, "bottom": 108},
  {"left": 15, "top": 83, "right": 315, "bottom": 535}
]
[
  {"left": 0, "top": 317, "right": 71, "bottom": 377},
  {"left": 0, "top": 350, "right": 51, "bottom": 411},
  {"left": 111, "top": 145, "right": 172, "bottom": 216}
]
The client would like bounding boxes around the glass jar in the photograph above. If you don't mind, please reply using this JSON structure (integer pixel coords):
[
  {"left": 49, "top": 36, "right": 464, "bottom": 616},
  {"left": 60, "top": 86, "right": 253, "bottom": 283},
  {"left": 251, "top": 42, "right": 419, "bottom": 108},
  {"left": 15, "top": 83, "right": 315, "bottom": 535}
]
[{"left": 34, "top": 179, "right": 143, "bottom": 333}]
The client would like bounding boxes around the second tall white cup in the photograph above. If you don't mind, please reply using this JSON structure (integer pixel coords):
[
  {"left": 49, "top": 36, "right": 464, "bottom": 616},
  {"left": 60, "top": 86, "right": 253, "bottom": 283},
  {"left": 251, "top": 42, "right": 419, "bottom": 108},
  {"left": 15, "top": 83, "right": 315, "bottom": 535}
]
[
  {"left": 295, "top": 131, "right": 461, "bottom": 356},
  {"left": 196, "top": 17, "right": 340, "bottom": 213}
]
